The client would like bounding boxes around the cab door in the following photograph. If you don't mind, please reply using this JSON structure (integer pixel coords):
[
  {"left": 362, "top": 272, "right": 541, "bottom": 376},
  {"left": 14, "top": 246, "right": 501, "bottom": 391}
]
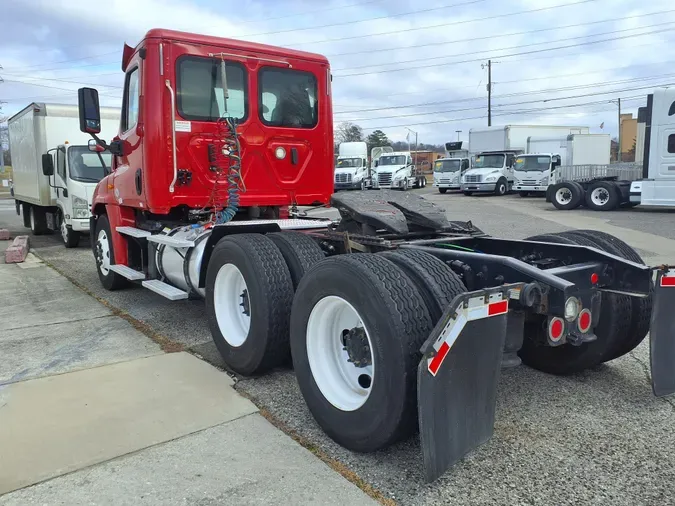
[{"left": 55, "top": 146, "right": 71, "bottom": 219}]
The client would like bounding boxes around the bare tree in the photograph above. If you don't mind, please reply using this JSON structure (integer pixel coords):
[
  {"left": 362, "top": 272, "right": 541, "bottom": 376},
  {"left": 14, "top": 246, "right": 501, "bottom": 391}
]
[{"left": 335, "top": 122, "right": 364, "bottom": 147}]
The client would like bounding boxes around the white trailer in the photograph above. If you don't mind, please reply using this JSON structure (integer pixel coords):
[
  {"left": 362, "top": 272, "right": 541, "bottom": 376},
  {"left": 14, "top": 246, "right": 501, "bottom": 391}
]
[{"left": 9, "top": 103, "right": 119, "bottom": 246}]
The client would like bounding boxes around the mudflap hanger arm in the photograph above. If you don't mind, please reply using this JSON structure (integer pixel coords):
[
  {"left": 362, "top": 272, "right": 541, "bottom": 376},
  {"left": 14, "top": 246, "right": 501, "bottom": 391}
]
[
  {"left": 417, "top": 283, "right": 525, "bottom": 483},
  {"left": 650, "top": 268, "right": 675, "bottom": 397}
]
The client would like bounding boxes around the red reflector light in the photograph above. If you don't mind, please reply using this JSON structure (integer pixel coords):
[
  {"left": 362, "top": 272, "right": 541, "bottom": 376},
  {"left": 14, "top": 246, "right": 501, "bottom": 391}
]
[
  {"left": 549, "top": 317, "right": 565, "bottom": 342},
  {"left": 577, "top": 309, "right": 592, "bottom": 333},
  {"left": 661, "top": 276, "right": 675, "bottom": 287},
  {"left": 590, "top": 272, "right": 599, "bottom": 284}
]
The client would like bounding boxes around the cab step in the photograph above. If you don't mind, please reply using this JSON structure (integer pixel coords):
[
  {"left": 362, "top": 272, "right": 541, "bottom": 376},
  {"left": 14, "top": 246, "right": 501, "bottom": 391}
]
[
  {"left": 146, "top": 234, "right": 195, "bottom": 248},
  {"left": 109, "top": 264, "right": 146, "bottom": 280},
  {"left": 116, "top": 226, "right": 151, "bottom": 238},
  {"left": 141, "top": 280, "right": 188, "bottom": 300}
]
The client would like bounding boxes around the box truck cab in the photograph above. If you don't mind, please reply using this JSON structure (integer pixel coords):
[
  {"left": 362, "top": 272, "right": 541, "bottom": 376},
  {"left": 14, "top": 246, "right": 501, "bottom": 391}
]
[
  {"left": 334, "top": 141, "right": 368, "bottom": 190},
  {"left": 461, "top": 151, "right": 520, "bottom": 196},
  {"left": 513, "top": 153, "right": 562, "bottom": 196},
  {"left": 433, "top": 157, "right": 470, "bottom": 193},
  {"left": 8, "top": 103, "right": 120, "bottom": 247}
]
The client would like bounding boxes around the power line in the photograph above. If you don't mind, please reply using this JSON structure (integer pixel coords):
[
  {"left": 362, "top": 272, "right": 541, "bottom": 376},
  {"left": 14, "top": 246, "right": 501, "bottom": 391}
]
[
  {"left": 2, "top": 76, "right": 122, "bottom": 89},
  {"left": 2, "top": 50, "right": 119, "bottom": 72},
  {"left": 239, "top": 0, "right": 484, "bottom": 38},
  {"left": 333, "top": 20, "right": 675, "bottom": 72},
  {"left": 291, "top": 0, "right": 599, "bottom": 46},
  {"left": 334, "top": 26, "right": 675, "bottom": 76},
  {"left": 323, "top": 9, "right": 675, "bottom": 58}
]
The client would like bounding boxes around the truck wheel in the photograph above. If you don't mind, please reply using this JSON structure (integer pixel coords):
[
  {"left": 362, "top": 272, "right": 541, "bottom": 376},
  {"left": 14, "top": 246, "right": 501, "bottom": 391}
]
[
  {"left": 267, "top": 232, "right": 325, "bottom": 290},
  {"left": 518, "top": 233, "right": 627, "bottom": 374},
  {"left": 563, "top": 230, "right": 652, "bottom": 360},
  {"left": 519, "top": 191, "right": 529, "bottom": 198},
  {"left": 463, "top": 191, "right": 473, "bottom": 196},
  {"left": 401, "top": 179, "right": 409, "bottom": 191},
  {"left": 94, "top": 214, "right": 128, "bottom": 291},
  {"left": 438, "top": 188, "right": 447, "bottom": 194},
  {"left": 290, "top": 254, "right": 433, "bottom": 452},
  {"left": 206, "top": 234, "right": 294, "bottom": 376},
  {"left": 585, "top": 181, "right": 620, "bottom": 211},
  {"left": 494, "top": 178, "right": 508, "bottom": 196},
  {"left": 550, "top": 182, "right": 583, "bottom": 210},
  {"left": 29, "top": 206, "right": 48, "bottom": 235},
  {"left": 21, "top": 203, "right": 31, "bottom": 228},
  {"left": 60, "top": 214, "right": 80, "bottom": 248},
  {"left": 379, "top": 249, "right": 465, "bottom": 323}
]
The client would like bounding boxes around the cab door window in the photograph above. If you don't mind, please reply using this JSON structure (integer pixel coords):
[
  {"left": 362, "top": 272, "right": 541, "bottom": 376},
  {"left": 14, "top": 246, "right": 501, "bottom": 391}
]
[
  {"left": 259, "top": 67, "right": 317, "bottom": 128},
  {"left": 122, "top": 67, "right": 140, "bottom": 132},
  {"left": 56, "top": 146, "right": 66, "bottom": 182}
]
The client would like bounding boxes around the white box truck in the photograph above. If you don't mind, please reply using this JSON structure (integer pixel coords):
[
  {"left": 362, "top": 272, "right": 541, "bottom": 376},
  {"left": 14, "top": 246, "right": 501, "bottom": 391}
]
[
  {"left": 334, "top": 141, "right": 369, "bottom": 190},
  {"left": 9, "top": 103, "right": 119, "bottom": 247}
]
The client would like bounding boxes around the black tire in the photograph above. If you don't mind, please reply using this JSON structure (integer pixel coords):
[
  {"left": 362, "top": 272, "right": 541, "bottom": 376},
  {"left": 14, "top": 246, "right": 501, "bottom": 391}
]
[
  {"left": 21, "top": 203, "right": 31, "bottom": 228},
  {"left": 379, "top": 249, "right": 466, "bottom": 323},
  {"left": 29, "top": 206, "right": 48, "bottom": 235},
  {"left": 584, "top": 181, "right": 620, "bottom": 211},
  {"left": 93, "top": 214, "right": 128, "bottom": 291},
  {"left": 290, "top": 254, "right": 434, "bottom": 452},
  {"left": 59, "top": 213, "right": 80, "bottom": 248},
  {"left": 439, "top": 188, "right": 448, "bottom": 194},
  {"left": 267, "top": 232, "right": 325, "bottom": 290},
  {"left": 494, "top": 178, "right": 508, "bottom": 196},
  {"left": 518, "top": 232, "right": 630, "bottom": 374},
  {"left": 15, "top": 200, "right": 21, "bottom": 216},
  {"left": 519, "top": 191, "right": 529, "bottom": 198},
  {"left": 206, "top": 234, "right": 295, "bottom": 376},
  {"left": 564, "top": 229, "right": 652, "bottom": 359},
  {"left": 463, "top": 191, "right": 473, "bottom": 196},
  {"left": 550, "top": 182, "right": 583, "bottom": 210}
]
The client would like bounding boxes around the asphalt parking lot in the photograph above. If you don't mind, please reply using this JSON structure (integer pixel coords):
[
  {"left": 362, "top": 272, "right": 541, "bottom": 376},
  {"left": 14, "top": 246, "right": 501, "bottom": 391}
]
[{"left": 2, "top": 191, "right": 675, "bottom": 505}]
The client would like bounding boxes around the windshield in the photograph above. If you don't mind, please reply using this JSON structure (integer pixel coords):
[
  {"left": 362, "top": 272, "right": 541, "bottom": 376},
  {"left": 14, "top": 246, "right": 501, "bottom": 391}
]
[
  {"left": 434, "top": 159, "right": 461, "bottom": 172},
  {"left": 514, "top": 156, "right": 551, "bottom": 172},
  {"left": 67, "top": 146, "right": 111, "bottom": 183},
  {"left": 473, "top": 154, "right": 505, "bottom": 169},
  {"left": 336, "top": 158, "right": 362, "bottom": 168},
  {"left": 379, "top": 155, "right": 407, "bottom": 166}
]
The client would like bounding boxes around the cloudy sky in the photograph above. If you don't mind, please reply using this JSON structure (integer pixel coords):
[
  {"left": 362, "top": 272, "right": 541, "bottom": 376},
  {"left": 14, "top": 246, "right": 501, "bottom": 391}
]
[{"left": 1, "top": 0, "right": 674, "bottom": 145}]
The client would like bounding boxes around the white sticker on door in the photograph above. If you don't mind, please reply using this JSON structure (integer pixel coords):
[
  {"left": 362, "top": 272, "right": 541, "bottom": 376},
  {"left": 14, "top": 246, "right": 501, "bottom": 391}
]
[{"left": 175, "top": 120, "right": 191, "bottom": 132}]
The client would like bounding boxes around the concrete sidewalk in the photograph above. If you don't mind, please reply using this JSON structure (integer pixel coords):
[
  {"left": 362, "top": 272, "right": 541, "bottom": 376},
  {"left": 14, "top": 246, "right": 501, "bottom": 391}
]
[{"left": 0, "top": 249, "right": 375, "bottom": 504}]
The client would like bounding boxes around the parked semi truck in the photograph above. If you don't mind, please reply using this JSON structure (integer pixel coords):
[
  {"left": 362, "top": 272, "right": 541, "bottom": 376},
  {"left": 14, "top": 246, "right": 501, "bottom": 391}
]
[
  {"left": 550, "top": 89, "right": 675, "bottom": 211},
  {"left": 371, "top": 150, "right": 426, "bottom": 190},
  {"left": 8, "top": 103, "right": 119, "bottom": 246},
  {"left": 334, "top": 141, "right": 368, "bottom": 191},
  {"left": 77, "top": 29, "right": 675, "bottom": 482}
]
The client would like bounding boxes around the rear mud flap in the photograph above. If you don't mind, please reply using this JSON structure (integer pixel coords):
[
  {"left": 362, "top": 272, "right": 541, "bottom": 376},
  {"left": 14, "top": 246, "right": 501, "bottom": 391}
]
[
  {"left": 417, "top": 284, "right": 522, "bottom": 482},
  {"left": 650, "top": 269, "right": 675, "bottom": 397}
]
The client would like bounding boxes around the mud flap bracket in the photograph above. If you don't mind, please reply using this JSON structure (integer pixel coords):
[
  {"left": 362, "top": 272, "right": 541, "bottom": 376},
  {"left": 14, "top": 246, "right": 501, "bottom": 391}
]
[
  {"left": 650, "top": 269, "right": 675, "bottom": 397},
  {"left": 417, "top": 283, "right": 523, "bottom": 482}
]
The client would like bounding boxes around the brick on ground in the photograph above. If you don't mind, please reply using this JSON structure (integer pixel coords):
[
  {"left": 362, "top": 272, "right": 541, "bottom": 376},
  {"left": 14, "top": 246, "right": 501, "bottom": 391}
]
[
  {"left": 5, "top": 236, "right": 30, "bottom": 264},
  {"left": 0, "top": 229, "right": 10, "bottom": 240}
]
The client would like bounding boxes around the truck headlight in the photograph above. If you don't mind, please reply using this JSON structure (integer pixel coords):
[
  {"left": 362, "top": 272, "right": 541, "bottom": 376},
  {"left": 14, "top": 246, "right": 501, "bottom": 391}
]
[
  {"left": 394, "top": 172, "right": 405, "bottom": 181},
  {"left": 72, "top": 196, "right": 90, "bottom": 218},
  {"left": 540, "top": 176, "right": 549, "bottom": 185},
  {"left": 485, "top": 176, "right": 497, "bottom": 182}
]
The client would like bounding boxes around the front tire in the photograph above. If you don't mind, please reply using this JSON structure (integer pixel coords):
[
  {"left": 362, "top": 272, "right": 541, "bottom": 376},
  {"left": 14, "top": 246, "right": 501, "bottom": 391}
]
[
  {"left": 494, "top": 178, "right": 508, "bottom": 196},
  {"left": 206, "top": 234, "right": 294, "bottom": 376},
  {"left": 60, "top": 214, "right": 80, "bottom": 248},
  {"left": 439, "top": 188, "right": 447, "bottom": 194},
  {"left": 94, "top": 214, "right": 128, "bottom": 291},
  {"left": 290, "top": 254, "right": 433, "bottom": 452},
  {"left": 463, "top": 191, "right": 473, "bottom": 196},
  {"left": 29, "top": 206, "right": 48, "bottom": 235},
  {"left": 519, "top": 191, "right": 529, "bottom": 198}
]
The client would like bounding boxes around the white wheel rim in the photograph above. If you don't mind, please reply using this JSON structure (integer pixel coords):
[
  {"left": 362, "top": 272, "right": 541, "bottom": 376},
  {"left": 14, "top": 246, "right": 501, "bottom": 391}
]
[
  {"left": 591, "top": 187, "right": 609, "bottom": 206},
  {"left": 61, "top": 219, "right": 68, "bottom": 243},
  {"left": 555, "top": 187, "right": 572, "bottom": 205},
  {"left": 97, "top": 229, "right": 111, "bottom": 275},
  {"left": 306, "top": 296, "right": 375, "bottom": 411},
  {"left": 30, "top": 208, "right": 35, "bottom": 230},
  {"left": 213, "top": 264, "right": 251, "bottom": 347}
]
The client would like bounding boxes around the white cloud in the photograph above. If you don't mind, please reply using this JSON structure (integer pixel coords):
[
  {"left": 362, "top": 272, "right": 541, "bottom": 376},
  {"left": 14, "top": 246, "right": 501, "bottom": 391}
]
[{"left": 1, "top": 0, "right": 674, "bottom": 144}]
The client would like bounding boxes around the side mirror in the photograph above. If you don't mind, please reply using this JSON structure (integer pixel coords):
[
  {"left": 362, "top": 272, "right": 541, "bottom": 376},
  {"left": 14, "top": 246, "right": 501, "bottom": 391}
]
[
  {"left": 42, "top": 154, "right": 54, "bottom": 176},
  {"left": 88, "top": 139, "right": 106, "bottom": 152},
  {"left": 78, "top": 87, "right": 102, "bottom": 134},
  {"left": 374, "top": 161, "right": 379, "bottom": 167}
]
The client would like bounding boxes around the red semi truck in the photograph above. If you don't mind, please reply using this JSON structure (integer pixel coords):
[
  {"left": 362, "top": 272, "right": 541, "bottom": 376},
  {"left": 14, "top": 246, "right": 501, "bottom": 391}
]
[{"left": 78, "top": 29, "right": 675, "bottom": 482}]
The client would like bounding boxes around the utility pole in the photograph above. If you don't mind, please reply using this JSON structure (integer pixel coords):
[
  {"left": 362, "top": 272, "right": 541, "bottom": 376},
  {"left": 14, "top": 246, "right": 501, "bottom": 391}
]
[
  {"left": 617, "top": 97, "right": 622, "bottom": 162},
  {"left": 482, "top": 60, "right": 497, "bottom": 126},
  {"left": 455, "top": 130, "right": 462, "bottom": 141}
]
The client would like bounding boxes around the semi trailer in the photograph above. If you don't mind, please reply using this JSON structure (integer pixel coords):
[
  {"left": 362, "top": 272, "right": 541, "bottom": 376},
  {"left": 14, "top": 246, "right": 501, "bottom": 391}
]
[{"left": 78, "top": 28, "right": 675, "bottom": 483}]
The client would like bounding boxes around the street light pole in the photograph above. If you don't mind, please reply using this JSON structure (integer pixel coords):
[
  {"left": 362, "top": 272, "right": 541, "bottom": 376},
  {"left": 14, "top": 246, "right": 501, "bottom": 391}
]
[
  {"left": 405, "top": 127, "right": 418, "bottom": 174},
  {"left": 455, "top": 130, "right": 462, "bottom": 142}
]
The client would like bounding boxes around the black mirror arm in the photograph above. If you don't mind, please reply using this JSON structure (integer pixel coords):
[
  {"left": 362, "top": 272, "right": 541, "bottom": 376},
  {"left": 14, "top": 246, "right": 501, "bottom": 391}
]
[{"left": 88, "top": 133, "right": 123, "bottom": 157}]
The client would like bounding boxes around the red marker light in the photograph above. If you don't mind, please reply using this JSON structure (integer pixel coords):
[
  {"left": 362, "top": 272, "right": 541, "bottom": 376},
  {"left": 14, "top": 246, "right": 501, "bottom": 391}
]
[
  {"left": 590, "top": 273, "right": 599, "bottom": 284},
  {"left": 578, "top": 309, "right": 592, "bottom": 333},
  {"left": 549, "top": 317, "right": 565, "bottom": 342}
]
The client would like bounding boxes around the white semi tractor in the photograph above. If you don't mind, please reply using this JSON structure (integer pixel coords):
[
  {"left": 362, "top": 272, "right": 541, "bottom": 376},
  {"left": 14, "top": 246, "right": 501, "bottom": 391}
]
[
  {"left": 334, "top": 141, "right": 369, "bottom": 191},
  {"left": 513, "top": 134, "right": 611, "bottom": 197},
  {"left": 372, "top": 151, "right": 427, "bottom": 190},
  {"left": 8, "top": 103, "right": 120, "bottom": 247},
  {"left": 462, "top": 125, "right": 590, "bottom": 196}
]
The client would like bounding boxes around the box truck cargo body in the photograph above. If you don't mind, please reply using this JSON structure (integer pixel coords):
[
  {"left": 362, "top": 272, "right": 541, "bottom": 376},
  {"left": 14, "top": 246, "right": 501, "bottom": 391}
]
[{"left": 469, "top": 125, "right": 590, "bottom": 155}]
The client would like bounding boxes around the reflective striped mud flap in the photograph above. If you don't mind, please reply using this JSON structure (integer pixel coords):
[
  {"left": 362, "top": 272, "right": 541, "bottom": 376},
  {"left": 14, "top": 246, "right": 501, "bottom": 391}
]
[
  {"left": 417, "top": 284, "right": 523, "bottom": 483},
  {"left": 650, "top": 269, "right": 675, "bottom": 397}
]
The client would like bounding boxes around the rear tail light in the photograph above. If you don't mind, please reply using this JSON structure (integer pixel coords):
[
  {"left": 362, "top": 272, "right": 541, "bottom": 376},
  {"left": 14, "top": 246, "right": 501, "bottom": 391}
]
[
  {"left": 577, "top": 309, "right": 592, "bottom": 333},
  {"left": 279, "top": 206, "right": 290, "bottom": 219},
  {"left": 548, "top": 317, "right": 565, "bottom": 343}
]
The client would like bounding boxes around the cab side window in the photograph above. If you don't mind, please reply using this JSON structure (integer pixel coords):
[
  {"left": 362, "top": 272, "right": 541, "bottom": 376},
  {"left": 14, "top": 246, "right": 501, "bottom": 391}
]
[
  {"left": 56, "top": 147, "right": 66, "bottom": 181},
  {"left": 122, "top": 67, "right": 140, "bottom": 132},
  {"left": 506, "top": 154, "right": 515, "bottom": 167},
  {"left": 462, "top": 159, "right": 469, "bottom": 170}
]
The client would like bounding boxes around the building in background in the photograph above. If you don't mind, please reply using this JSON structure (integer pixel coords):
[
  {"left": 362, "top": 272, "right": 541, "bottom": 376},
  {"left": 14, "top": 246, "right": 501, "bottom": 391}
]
[
  {"left": 635, "top": 107, "right": 647, "bottom": 165},
  {"left": 620, "top": 113, "right": 637, "bottom": 162},
  {"left": 411, "top": 151, "right": 444, "bottom": 174}
]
